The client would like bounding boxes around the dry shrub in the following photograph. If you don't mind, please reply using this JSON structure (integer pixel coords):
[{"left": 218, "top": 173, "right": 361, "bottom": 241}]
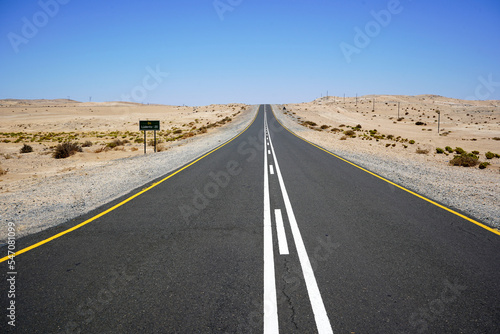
[
  {"left": 302, "top": 121, "right": 317, "bottom": 127},
  {"left": 94, "top": 146, "right": 110, "bottom": 153},
  {"left": 53, "top": 142, "right": 82, "bottom": 159},
  {"left": 416, "top": 148, "right": 429, "bottom": 154},
  {"left": 182, "top": 132, "right": 196, "bottom": 139},
  {"left": 131, "top": 147, "right": 138, "bottom": 151},
  {"left": 20, "top": 144, "right": 33, "bottom": 153},
  {"left": 344, "top": 129, "right": 355, "bottom": 137},
  {"left": 450, "top": 153, "right": 479, "bottom": 167},
  {"left": 82, "top": 140, "right": 93, "bottom": 147},
  {"left": 107, "top": 139, "right": 126, "bottom": 148},
  {"left": 0, "top": 165, "right": 7, "bottom": 175}
]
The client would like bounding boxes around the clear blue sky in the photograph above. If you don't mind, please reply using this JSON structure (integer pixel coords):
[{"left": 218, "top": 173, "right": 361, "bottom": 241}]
[{"left": 1, "top": 0, "right": 499, "bottom": 105}]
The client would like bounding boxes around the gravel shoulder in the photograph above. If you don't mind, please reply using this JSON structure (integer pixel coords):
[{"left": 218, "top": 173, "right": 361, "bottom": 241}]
[
  {"left": 271, "top": 105, "right": 500, "bottom": 231},
  {"left": 0, "top": 105, "right": 259, "bottom": 244}
]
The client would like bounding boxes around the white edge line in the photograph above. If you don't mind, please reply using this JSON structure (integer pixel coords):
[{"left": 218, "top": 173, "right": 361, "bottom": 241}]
[
  {"left": 268, "top": 118, "right": 334, "bottom": 334},
  {"left": 263, "top": 109, "right": 279, "bottom": 333},
  {"left": 275, "top": 209, "right": 290, "bottom": 255}
]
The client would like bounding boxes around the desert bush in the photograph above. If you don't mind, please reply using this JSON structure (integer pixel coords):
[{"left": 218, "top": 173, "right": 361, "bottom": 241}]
[
  {"left": 20, "top": 144, "right": 33, "bottom": 153},
  {"left": 94, "top": 146, "right": 107, "bottom": 154},
  {"left": 485, "top": 151, "right": 495, "bottom": 159},
  {"left": 449, "top": 153, "right": 478, "bottom": 167},
  {"left": 331, "top": 128, "right": 341, "bottom": 132},
  {"left": 340, "top": 136, "right": 347, "bottom": 140},
  {"left": 415, "top": 121, "right": 426, "bottom": 126},
  {"left": 303, "top": 121, "right": 317, "bottom": 127},
  {"left": 471, "top": 150, "right": 479, "bottom": 155},
  {"left": 53, "top": 142, "right": 82, "bottom": 159},
  {"left": 409, "top": 140, "right": 415, "bottom": 144},
  {"left": 106, "top": 139, "right": 125, "bottom": 148},
  {"left": 0, "top": 165, "right": 7, "bottom": 175},
  {"left": 492, "top": 137, "right": 500, "bottom": 141},
  {"left": 454, "top": 147, "right": 465, "bottom": 154},
  {"left": 320, "top": 125, "right": 330, "bottom": 130},
  {"left": 82, "top": 140, "right": 93, "bottom": 147},
  {"left": 416, "top": 148, "right": 429, "bottom": 154},
  {"left": 344, "top": 129, "right": 355, "bottom": 137},
  {"left": 436, "top": 148, "right": 444, "bottom": 154},
  {"left": 445, "top": 146, "right": 453, "bottom": 153},
  {"left": 479, "top": 162, "right": 490, "bottom": 169}
]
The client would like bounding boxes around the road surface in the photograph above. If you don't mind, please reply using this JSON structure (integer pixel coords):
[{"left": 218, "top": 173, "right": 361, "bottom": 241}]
[{"left": 2, "top": 105, "right": 500, "bottom": 333}]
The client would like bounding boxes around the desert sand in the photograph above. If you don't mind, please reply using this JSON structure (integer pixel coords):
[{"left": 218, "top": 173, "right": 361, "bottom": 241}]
[
  {"left": 0, "top": 99, "right": 248, "bottom": 191},
  {"left": 282, "top": 95, "right": 500, "bottom": 172}
]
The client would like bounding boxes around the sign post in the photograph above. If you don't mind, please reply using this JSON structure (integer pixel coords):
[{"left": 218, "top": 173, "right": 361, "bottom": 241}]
[{"left": 139, "top": 120, "right": 160, "bottom": 154}]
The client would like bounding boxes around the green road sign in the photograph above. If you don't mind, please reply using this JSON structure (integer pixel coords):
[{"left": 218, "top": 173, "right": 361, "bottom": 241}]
[{"left": 139, "top": 120, "right": 160, "bottom": 131}]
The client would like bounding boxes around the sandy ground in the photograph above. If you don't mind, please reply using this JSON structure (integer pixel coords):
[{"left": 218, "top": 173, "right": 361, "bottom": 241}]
[
  {"left": 282, "top": 95, "right": 500, "bottom": 172},
  {"left": 0, "top": 99, "right": 248, "bottom": 192}
]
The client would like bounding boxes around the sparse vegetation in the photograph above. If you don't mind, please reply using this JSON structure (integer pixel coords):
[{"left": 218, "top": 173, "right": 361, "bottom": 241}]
[
  {"left": 479, "top": 162, "right": 490, "bottom": 169},
  {"left": 0, "top": 165, "right": 7, "bottom": 175},
  {"left": 416, "top": 148, "right": 429, "bottom": 154},
  {"left": 20, "top": 144, "right": 33, "bottom": 153},
  {"left": 106, "top": 139, "right": 127, "bottom": 148},
  {"left": 302, "top": 120, "right": 317, "bottom": 127},
  {"left": 449, "top": 153, "right": 479, "bottom": 167},
  {"left": 436, "top": 148, "right": 444, "bottom": 154},
  {"left": 445, "top": 146, "right": 453, "bottom": 153},
  {"left": 82, "top": 140, "right": 93, "bottom": 147},
  {"left": 409, "top": 140, "right": 415, "bottom": 144},
  {"left": 454, "top": 147, "right": 465, "bottom": 154},
  {"left": 344, "top": 129, "right": 356, "bottom": 137},
  {"left": 485, "top": 151, "right": 495, "bottom": 159},
  {"left": 53, "top": 142, "right": 82, "bottom": 159}
]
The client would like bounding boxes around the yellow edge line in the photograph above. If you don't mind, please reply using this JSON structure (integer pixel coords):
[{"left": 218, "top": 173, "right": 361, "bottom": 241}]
[
  {"left": 0, "top": 108, "right": 260, "bottom": 263},
  {"left": 270, "top": 106, "right": 500, "bottom": 237}
]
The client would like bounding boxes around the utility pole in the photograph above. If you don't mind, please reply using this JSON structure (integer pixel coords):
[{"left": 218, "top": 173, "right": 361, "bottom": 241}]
[{"left": 437, "top": 110, "right": 441, "bottom": 134}]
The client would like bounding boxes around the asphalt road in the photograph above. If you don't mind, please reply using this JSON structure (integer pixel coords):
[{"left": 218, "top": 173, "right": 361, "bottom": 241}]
[{"left": 1, "top": 105, "right": 500, "bottom": 333}]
